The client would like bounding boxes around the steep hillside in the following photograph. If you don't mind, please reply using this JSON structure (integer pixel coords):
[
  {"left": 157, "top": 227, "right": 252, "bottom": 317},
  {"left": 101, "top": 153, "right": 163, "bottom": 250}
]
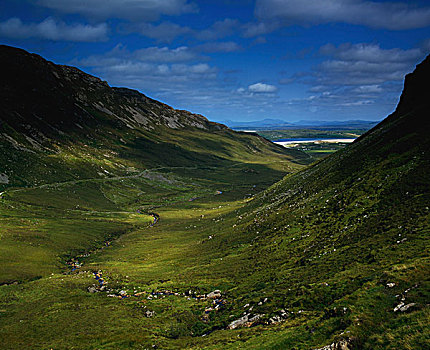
[
  {"left": 217, "top": 55, "right": 430, "bottom": 348},
  {"left": 0, "top": 45, "right": 309, "bottom": 190}
]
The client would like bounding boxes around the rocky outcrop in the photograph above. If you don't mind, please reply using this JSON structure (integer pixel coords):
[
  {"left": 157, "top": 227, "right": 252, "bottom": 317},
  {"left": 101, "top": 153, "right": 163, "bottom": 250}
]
[{"left": 313, "top": 339, "right": 351, "bottom": 350}]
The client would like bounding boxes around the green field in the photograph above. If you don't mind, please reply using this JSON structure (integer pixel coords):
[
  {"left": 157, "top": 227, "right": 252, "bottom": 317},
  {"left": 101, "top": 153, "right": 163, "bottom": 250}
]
[
  {"left": 1, "top": 135, "right": 428, "bottom": 349},
  {"left": 0, "top": 158, "right": 306, "bottom": 349},
  {"left": 279, "top": 141, "right": 353, "bottom": 160}
]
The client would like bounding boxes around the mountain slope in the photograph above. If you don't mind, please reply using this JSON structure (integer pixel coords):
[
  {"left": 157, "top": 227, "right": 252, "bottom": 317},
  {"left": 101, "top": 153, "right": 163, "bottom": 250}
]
[
  {"left": 0, "top": 45, "right": 310, "bottom": 190},
  {"left": 215, "top": 55, "right": 430, "bottom": 348}
]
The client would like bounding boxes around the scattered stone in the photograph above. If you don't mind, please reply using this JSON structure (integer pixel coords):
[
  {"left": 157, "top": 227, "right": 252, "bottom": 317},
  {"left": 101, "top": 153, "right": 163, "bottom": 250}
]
[
  {"left": 249, "top": 314, "right": 263, "bottom": 323},
  {"left": 386, "top": 282, "right": 396, "bottom": 288},
  {"left": 207, "top": 290, "right": 221, "bottom": 299},
  {"left": 228, "top": 315, "right": 249, "bottom": 329},
  {"left": 0, "top": 173, "right": 9, "bottom": 184},
  {"left": 269, "top": 315, "right": 282, "bottom": 324},
  {"left": 393, "top": 302, "right": 405, "bottom": 312},
  {"left": 397, "top": 303, "right": 416, "bottom": 312},
  {"left": 145, "top": 310, "right": 155, "bottom": 318},
  {"left": 313, "top": 339, "right": 351, "bottom": 350},
  {"left": 88, "top": 286, "right": 98, "bottom": 293}
]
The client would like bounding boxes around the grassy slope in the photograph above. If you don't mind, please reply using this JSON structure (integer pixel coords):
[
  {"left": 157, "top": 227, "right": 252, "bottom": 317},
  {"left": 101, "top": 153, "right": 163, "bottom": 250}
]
[
  {"left": 0, "top": 157, "right": 304, "bottom": 349},
  {"left": 0, "top": 51, "right": 429, "bottom": 349}
]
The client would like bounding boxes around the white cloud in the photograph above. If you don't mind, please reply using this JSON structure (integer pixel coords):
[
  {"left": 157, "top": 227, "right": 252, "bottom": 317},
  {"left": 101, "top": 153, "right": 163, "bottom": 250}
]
[
  {"left": 77, "top": 46, "right": 217, "bottom": 93},
  {"left": 78, "top": 47, "right": 280, "bottom": 117},
  {"left": 248, "top": 82, "right": 278, "bottom": 93},
  {"left": 242, "top": 21, "right": 279, "bottom": 37},
  {"left": 195, "top": 18, "right": 238, "bottom": 40},
  {"left": 79, "top": 44, "right": 202, "bottom": 67},
  {"left": 320, "top": 43, "right": 423, "bottom": 63},
  {"left": 255, "top": 0, "right": 430, "bottom": 30},
  {"left": 127, "top": 22, "right": 192, "bottom": 43},
  {"left": 279, "top": 77, "right": 294, "bottom": 85},
  {"left": 128, "top": 18, "right": 241, "bottom": 43},
  {"left": 420, "top": 38, "right": 430, "bottom": 52},
  {"left": 197, "top": 41, "right": 241, "bottom": 53},
  {"left": 316, "top": 43, "right": 424, "bottom": 86},
  {"left": 133, "top": 46, "right": 199, "bottom": 62},
  {"left": 351, "top": 85, "right": 383, "bottom": 93},
  {"left": 0, "top": 17, "right": 107, "bottom": 42},
  {"left": 284, "top": 42, "right": 426, "bottom": 116},
  {"left": 38, "top": 0, "right": 198, "bottom": 21}
]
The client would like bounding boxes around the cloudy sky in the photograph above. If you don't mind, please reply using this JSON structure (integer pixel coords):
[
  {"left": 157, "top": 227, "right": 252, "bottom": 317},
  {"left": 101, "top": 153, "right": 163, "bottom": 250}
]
[{"left": 1, "top": 0, "right": 429, "bottom": 122}]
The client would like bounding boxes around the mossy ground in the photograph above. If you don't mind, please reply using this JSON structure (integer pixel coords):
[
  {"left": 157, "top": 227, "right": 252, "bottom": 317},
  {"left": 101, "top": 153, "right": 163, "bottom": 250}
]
[
  {"left": 1, "top": 141, "right": 428, "bottom": 349},
  {"left": 0, "top": 154, "right": 305, "bottom": 349}
]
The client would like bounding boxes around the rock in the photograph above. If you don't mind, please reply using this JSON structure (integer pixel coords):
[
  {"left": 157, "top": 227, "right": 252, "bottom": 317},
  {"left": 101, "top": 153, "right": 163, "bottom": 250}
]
[
  {"left": 386, "top": 282, "right": 396, "bottom": 288},
  {"left": 207, "top": 290, "right": 221, "bottom": 299},
  {"left": 313, "top": 339, "right": 351, "bottom": 350},
  {"left": 249, "top": 314, "right": 263, "bottom": 323},
  {"left": 398, "top": 303, "right": 416, "bottom": 312},
  {"left": 269, "top": 315, "right": 282, "bottom": 324},
  {"left": 88, "top": 286, "right": 98, "bottom": 293},
  {"left": 228, "top": 315, "right": 249, "bottom": 329},
  {"left": 145, "top": 310, "right": 155, "bottom": 318},
  {"left": 393, "top": 302, "right": 405, "bottom": 312}
]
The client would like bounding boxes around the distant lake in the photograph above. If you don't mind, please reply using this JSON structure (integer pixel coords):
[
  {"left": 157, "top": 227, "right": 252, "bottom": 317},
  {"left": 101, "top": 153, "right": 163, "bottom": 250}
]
[{"left": 274, "top": 138, "right": 356, "bottom": 145}]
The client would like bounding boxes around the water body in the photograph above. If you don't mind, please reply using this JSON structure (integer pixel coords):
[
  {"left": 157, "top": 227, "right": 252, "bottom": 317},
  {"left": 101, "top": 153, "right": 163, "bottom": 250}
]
[{"left": 274, "top": 138, "right": 356, "bottom": 146}]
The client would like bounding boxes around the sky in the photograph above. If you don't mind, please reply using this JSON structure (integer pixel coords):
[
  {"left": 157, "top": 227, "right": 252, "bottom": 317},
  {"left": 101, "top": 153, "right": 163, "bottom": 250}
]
[{"left": 0, "top": 0, "right": 429, "bottom": 123}]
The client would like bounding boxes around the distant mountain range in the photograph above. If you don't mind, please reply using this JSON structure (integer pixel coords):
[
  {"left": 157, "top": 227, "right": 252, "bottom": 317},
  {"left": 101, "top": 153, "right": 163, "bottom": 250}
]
[{"left": 219, "top": 118, "right": 379, "bottom": 130}]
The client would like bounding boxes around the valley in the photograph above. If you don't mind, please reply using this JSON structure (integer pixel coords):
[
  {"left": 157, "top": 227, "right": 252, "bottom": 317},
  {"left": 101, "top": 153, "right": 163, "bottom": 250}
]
[{"left": 0, "top": 46, "right": 429, "bottom": 350}]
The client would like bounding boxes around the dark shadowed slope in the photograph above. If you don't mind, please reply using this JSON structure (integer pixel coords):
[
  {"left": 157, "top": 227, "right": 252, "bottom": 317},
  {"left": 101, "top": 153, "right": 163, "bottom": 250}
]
[{"left": 0, "top": 45, "right": 310, "bottom": 190}]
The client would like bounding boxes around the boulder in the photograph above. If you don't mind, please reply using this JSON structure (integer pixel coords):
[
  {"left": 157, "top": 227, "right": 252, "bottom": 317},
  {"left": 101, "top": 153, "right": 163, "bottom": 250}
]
[
  {"left": 313, "top": 339, "right": 351, "bottom": 350},
  {"left": 207, "top": 290, "right": 221, "bottom": 299},
  {"left": 228, "top": 315, "right": 249, "bottom": 329},
  {"left": 399, "top": 303, "right": 416, "bottom": 312},
  {"left": 145, "top": 310, "right": 155, "bottom": 318}
]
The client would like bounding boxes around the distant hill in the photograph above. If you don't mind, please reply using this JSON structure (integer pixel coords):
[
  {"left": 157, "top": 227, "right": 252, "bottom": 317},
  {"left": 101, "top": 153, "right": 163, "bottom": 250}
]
[
  {"left": 218, "top": 118, "right": 295, "bottom": 129},
  {"left": 220, "top": 118, "right": 379, "bottom": 130}
]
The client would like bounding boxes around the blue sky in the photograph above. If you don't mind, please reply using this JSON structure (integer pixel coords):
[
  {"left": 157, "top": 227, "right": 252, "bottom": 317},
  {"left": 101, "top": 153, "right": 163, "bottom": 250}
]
[{"left": 1, "top": 0, "right": 429, "bottom": 123}]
